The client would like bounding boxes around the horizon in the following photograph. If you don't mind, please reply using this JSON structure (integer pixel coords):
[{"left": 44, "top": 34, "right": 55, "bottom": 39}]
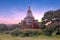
[{"left": 0, "top": 0, "right": 60, "bottom": 24}]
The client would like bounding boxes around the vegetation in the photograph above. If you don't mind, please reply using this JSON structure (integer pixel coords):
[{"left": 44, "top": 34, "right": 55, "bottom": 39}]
[
  {"left": 0, "top": 24, "right": 8, "bottom": 33},
  {"left": 10, "top": 28, "right": 23, "bottom": 36},
  {"left": 8, "top": 24, "right": 19, "bottom": 31},
  {"left": 42, "top": 9, "right": 60, "bottom": 21},
  {"left": 40, "top": 9, "right": 60, "bottom": 36},
  {"left": 23, "top": 30, "right": 41, "bottom": 37},
  {"left": 10, "top": 29, "right": 41, "bottom": 37}
]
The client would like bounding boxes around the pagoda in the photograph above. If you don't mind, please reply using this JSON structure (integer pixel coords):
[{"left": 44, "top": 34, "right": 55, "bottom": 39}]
[{"left": 20, "top": 6, "right": 39, "bottom": 29}]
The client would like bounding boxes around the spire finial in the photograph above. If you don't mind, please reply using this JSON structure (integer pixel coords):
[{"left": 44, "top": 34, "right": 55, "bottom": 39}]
[{"left": 28, "top": 5, "right": 30, "bottom": 10}]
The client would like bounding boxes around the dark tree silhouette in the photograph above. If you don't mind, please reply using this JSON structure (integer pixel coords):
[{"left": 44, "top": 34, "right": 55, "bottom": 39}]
[{"left": 42, "top": 9, "right": 60, "bottom": 22}]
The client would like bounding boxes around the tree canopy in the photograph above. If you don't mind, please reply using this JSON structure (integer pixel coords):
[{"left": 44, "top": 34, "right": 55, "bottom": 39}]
[{"left": 42, "top": 9, "right": 60, "bottom": 21}]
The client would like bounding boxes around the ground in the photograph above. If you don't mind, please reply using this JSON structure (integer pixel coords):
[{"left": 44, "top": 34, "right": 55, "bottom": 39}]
[{"left": 0, "top": 34, "right": 60, "bottom": 40}]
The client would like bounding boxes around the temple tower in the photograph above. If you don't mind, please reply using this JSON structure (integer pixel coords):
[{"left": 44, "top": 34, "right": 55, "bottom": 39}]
[
  {"left": 26, "top": 6, "right": 33, "bottom": 17},
  {"left": 24, "top": 6, "right": 35, "bottom": 25},
  {"left": 20, "top": 6, "right": 39, "bottom": 29}
]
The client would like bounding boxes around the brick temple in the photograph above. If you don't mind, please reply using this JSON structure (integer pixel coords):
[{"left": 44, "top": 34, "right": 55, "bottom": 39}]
[{"left": 20, "top": 6, "right": 39, "bottom": 29}]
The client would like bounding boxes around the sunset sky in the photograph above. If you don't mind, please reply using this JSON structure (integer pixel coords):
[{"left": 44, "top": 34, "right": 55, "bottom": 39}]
[{"left": 0, "top": 0, "right": 60, "bottom": 24}]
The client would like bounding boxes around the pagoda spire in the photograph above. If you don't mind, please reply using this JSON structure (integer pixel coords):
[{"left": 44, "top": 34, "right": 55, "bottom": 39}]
[
  {"left": 28, "top": 6, "right": 30, "bottom": 10},
  {"left": 26, "top": 6, "right": 33, "bottom": 17}
]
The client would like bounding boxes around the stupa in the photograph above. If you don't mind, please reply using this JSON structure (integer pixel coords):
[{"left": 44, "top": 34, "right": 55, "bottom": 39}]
[{"left": 20, "top": 6, "right": 39, "bottom": 29}]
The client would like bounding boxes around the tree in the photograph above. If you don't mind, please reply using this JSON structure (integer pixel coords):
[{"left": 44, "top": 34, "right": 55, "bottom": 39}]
[
  {"left": 42, "top": 9, "right": 60, "bottom": 22},
  {"left": 42, "top": 11, "right": 54, "bottom": 21},
  {"left": 43, "top": 24, "right": 57, "bottom": 36},
  {"left": 40, "top": 23, "right": 46, "bottom": 30}
]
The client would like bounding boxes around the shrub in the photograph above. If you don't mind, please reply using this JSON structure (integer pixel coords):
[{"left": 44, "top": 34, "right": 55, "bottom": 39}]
[
  {"left": 5, "top": 31, "right": 10, "bottom": 34},
  {"left": 40, "top": 23, "right": 46, "bottom": 30},
  {"left": 43, "top": 29, "right": 53, "bottom": 36},
  {"left": 24, "top": 30, "right": 41, "bottom": 37},
  {"left": 56, "top": 25, "right": 60, "bottom": 35},
  {"left": 42, "top": 24, "right": 57, "bottom": 36},
  {"left": 10, "top": 29, "right": 41, "bottom": 37},
  {"left": 30, "top": 30, "right": 41, "bottom": 36},
  {"left": 24, "top": 30, "right": 32, "bottom": 37},
  {"left": 11, "top": 28, "right": 23, "bottom": 36}
]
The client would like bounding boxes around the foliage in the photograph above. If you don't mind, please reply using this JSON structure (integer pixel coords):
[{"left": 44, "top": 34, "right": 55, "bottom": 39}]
[
  {"left": 11, "top": 28, "right": 23, "bottom": 36},
  {"left": 0, "top": 24, "right": 8, "bottom": 33},
  {"left": 56, "top": 25, "right": 60, "bottom": 35},
  {"left": 42, "top": 9, "right": 60, "bottom": 21},
  {"left": 10, "top": 29, "right": 41, "bottom": 37},
  {"left": 24, "top": 30, "right": 41, "bottom": 37},
  {"left": 43, "top": 28, "right": 52, "bottom": 36},
  {"left": 40, "top": 23, "right": 46, "bottom": 30},
  {"left": 41, "top": 9, "right": 60, "bottom": 36},
  {"left": 40, "top": 23, "right": 58, "bottom": 36}
]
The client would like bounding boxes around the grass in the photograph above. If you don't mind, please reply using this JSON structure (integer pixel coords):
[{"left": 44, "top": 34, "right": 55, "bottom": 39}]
[{"left": 0, "top": 34, "right": 60, "bottom": 40}]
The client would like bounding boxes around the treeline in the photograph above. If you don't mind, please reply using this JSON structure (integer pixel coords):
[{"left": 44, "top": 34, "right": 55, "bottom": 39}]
[{"left": 0, "top": 24, "right": 20, "bottom": 32}]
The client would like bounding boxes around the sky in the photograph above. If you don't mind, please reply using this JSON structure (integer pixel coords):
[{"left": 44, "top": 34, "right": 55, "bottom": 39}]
[{"left": 0, "top": 0, "right": 60, "bottom": 24}]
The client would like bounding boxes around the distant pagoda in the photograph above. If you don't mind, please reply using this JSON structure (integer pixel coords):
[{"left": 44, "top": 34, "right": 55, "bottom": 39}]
[{"left": 20, "top": 6, "right": 39, "bottom": 29}]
